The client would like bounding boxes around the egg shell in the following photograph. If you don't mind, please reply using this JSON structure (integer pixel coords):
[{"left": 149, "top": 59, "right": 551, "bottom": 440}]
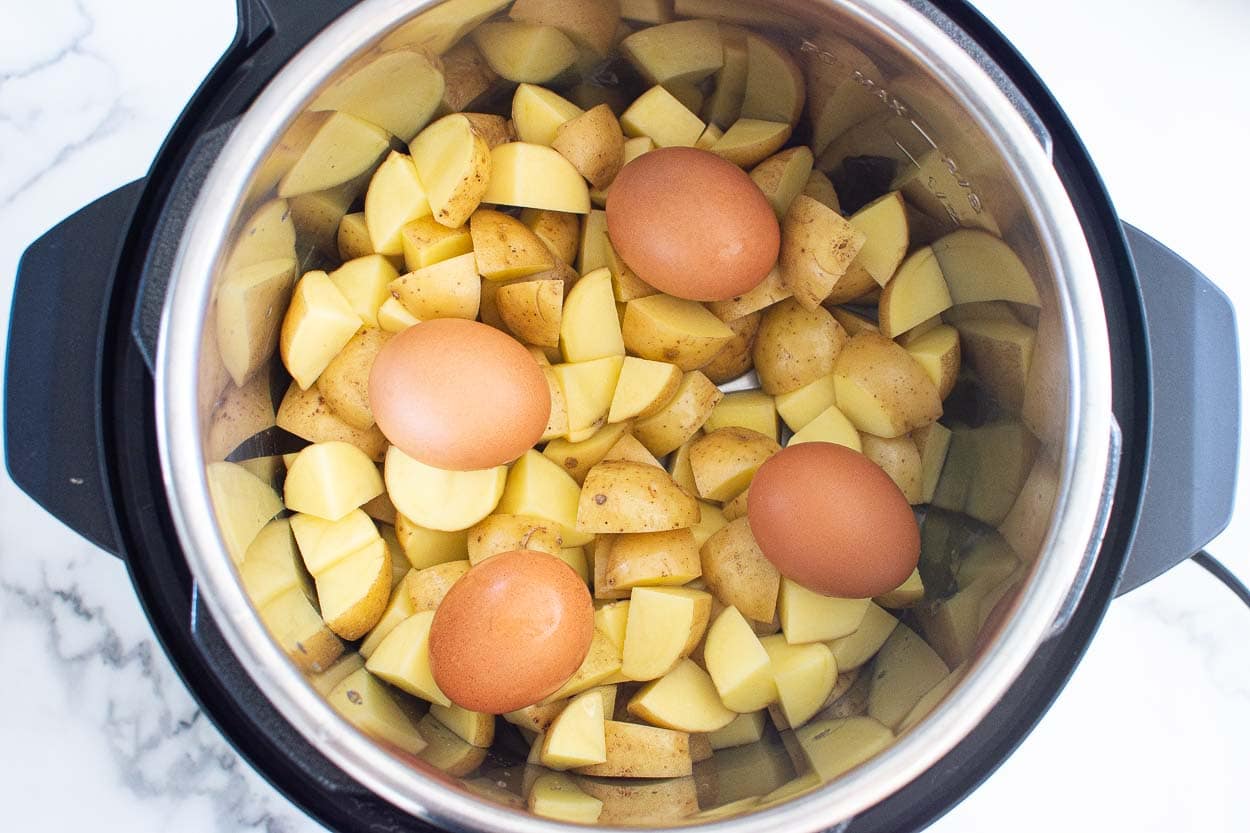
[
  {"left": 428, "top": 550, "right": 595, "bottom": 714},
  {"left": 747, "top": 442, "right": 920, "bottom": 598},
  {"left": 606, "top": 147, "right": 780, "bottom": 302},
  {"left": 369, "top": 319, "right": 551, "bottom": 471}
]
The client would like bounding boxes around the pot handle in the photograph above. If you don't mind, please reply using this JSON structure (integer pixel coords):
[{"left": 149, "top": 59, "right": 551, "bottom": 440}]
[
  {"left": 1115, "top": 223, "right": 1240, "bottom": 595},
  {"left": 4, "top": 181, "right": 147, "bottom": 558}
]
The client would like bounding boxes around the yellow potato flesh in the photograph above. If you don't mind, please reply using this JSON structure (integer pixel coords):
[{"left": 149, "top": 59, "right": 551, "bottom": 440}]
[
  {"left": 365, "top": 610, "right": 451, "bottom": 706},
  {"left": 430, "top": 702, "right": 496, "bottom": 748},
  {"left": 384, "top": 446, "right": 506, "bottom": 532},
  {"left": 866, "top": 623, "right": 950, "bottom": 730},
  {"left": 704, "top": 605, "right": 777, "bottom": 712},
  {"left": 878, "top": 246, "right": 953, "bottom": 337},
  {"left": 285, "top": 442, "right": 384, "bottom": 522},
  {"left": 931, "top": 228, "right": 1041, "bottom": 306},
  {"left": 401, "top": 216, "right": 474, "bottom": 272},
  {"left": 787, "top": 403, "right": 862, "bottom": 451},
  {"left": 628, "top": 658, "right": 736, "bottom": 732},
  {"left": 794, "top": 716, "right": 894, "bottom": 781},
  {"left": 528, "top": 772, "right": 604, "bottom": 823},
  {"left": 761, "top": 634, "right": 837, "bottom": 729},
  {"left": 389, "top": 251, "right": 481, "bottom": 321},
  {"left": 364, "top": 151, "right": 432, "bottom": 256},
  {"left": 281, "top": 271, "right": 361, "bottom": 390},
  {"left": 206, "top": 461, "right": 284, "bottom": 565},
  {"left": 542, "top": 690, "right": 608, "bottom": 769},
  {"left": 607, "top": 356, "right": 682, "bottom": 423},
  {"left": 482, "top": 141, "right": 591, "bottom": 213},
  {"left": 620, "top": 85, "right": 706, "bottom": 148},
  {"left": 497, "top": 449, "right": 592, "bottom": 545},
  {"left": 327, "top": 668, "right": 427, "bottom": 755},
  {"left": 621, "top": 587, "right": 711, "bottom": 681},
  {"left": 702, "top": 390, "right": 778, "bottom": 440},
  {"left": 778, "top": 578, "right": 871, "bottom": 644},
  {"left": 215, "top": 258, "right": 298, "bottom": 387}
]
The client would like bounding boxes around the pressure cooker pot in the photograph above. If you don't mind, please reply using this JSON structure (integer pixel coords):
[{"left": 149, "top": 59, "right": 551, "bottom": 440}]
[{"left": 5, "top": 0, "right": 1238, "bottom": 831}]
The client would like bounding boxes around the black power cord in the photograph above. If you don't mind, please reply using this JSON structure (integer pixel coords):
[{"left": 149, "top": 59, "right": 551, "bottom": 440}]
[{"left": 1191, "top": 550, "right": 1250, "bottom": 609}]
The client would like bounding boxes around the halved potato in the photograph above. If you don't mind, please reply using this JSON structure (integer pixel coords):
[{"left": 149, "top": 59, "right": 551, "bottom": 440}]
[
  {"left": 740, "top": 33, "right": 805, "bottom": 125},
  {"left": 620, "top": 19, "right": 724, "bottom": 86},
  {"left": 621, "top": 294, "right": 734, "bottom": 371},
  {"left": 603, "top": 528, "right": 701, "bottom": 591},
  {"left": 553, "top": 104, "right": 625, "bottom": 190},
  {"left": 628, "top": 658, "right": 736, "bottom": 732},
  {"left": 702, "top": 389, "right": 776, "bottom": 439},
  {"left": 931, "top": 228, "right": 1040, "bottom": 306},
  {"left": 366, "top": 610, "right": 452, "bottom": 705},
  {"left": 286, "top": 442, "right": 384, "bottom": 521},
  {"left": 215, "top": 258, "right": 298, "bottom": 387},
  {"left": 834, "top": 332, "right": 942, "bottom": 437},
  {"left": 633, "top": 371, "right": 723, "bottom": 456},
  {"left": 553, "top": 356, "right": 626, "bottom": 441},
  {"left": 621, "top": 586, "right": 712, "bottom": 681},
  {"left": 878, "top": 246, "right": 953, "bottom": 337},
  {"left": 577, "top": 461, "right": 700, "bottom": 534},
  {"left": 608, "top": 357, "right": 683, "bottom": 423},
  {"left": 704, "top": 605, "right": 777, "bottom": 712},
  {"left": 207, "top": 461, "right": 284, "bottom": 565},
  {"left": 330, "top": 255, "right": 400, "bottom": 328},
  {"left": 754, "top": 297, "right": 849, "bottom": 394},
  {"left": 620, "top": 85, "right": 706, "bottom": 148},
  {"left": 779, "top": 195, "right": 866, "bottom": 310},
  {"left": 574, "top": 721, "right": 692, "bottom": 778},
  {"left": 561, "top": 268, "right": 626, "bottom": 362},
  {"left": 389, "top": 251, "right": 481, "bottom": 321},
  {"left": 471, "top": 21, "right": 578, "bottom": 83},
  {"left": 483, "top": 142, "right": 592, "bottom": 213},
  {"left": 710, "top": 118, "right": 792, "bottom": 168},
  {"left": 700, "top": 517, "right": 781, "bottom": 623},
  {"left": 278, "top": 111, "right": 391, "bottom": 199},
  {"left": 512, "top": 83, "right": 584, "bottom": 146},
  {"left": 497, "top": 449, "right": 592, "bottom": 546},
  {"left": 497, "top": 279, "right": 564, "bottom": 347},
  {"left": 384, "top": 446, "right": 507, "bottom": 531},
  {"left": 410, "top": 114, "right": 492, "bottom": 228},
  {"left": 751, "top": 146, "right": 815, "bottom": 220},
  {"left": 319, "top": 328, "right": 391, "bottom": 430}
]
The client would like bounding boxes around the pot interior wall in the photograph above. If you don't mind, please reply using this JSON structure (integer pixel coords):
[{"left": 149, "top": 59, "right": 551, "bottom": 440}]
[{"left": 195, "top": 0, "right": 1067, "bottom": 825}]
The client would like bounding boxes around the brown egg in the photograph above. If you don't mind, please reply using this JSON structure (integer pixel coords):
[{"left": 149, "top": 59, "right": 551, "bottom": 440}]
[
  {"left": 606, "top": 147, "right": 779, "bottom": 301},
  {"left": 428, "top": 550, "right": 594, "bottom": 714},
  {"left": 747, "top": 442, "right": 920, "bottom": 598},
  {"left": 368, "top": 319, "right": 550, "bottom": 470}
]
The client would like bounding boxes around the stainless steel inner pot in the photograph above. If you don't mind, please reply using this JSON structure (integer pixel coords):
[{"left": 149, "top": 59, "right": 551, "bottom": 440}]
[{"left": 156, "top": 0, "right": 1115, "bottom": 829}]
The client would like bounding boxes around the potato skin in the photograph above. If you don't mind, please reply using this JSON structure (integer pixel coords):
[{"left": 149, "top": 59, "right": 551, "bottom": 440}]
[
  {"left": 553, "top": 104, "right": 626, "bottom": 190},
  {"left": 319, "top": 328, "right": 392, "bottom": 430},
  {"left": 700, "top": 312, "right": 761, "bottom": 384},
  {"left": 700, "top": 517, "right": 781, "bottom": 623},
  {"left": 633, "top": 371, "right": 723, "bottom": 457},
  {"left": 576, "top": 461, "right": 700, "bottom": 534},
  {"left": 753, "top": 298, "right": 849, "bottom": 394},
  {"left": 779, "top": 195, "right": 866, "bottom": 310}
]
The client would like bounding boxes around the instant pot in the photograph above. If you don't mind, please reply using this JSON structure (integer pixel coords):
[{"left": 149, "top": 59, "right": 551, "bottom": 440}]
[{"left": 5, "top": 0, "right": 1241, "bottom": 831}]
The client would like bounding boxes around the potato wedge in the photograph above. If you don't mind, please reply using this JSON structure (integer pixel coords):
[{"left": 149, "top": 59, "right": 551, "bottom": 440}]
[
  {"left": 688, "top": 427, "right": 779, "bottom": 502},
  {"left": 912, "top": 421, "right": 952, "bottom": 505},
  {"left": 704, "top": 605, "right": 777, "bottom": 712},
  {"left": 336, "top": 212, "right": 379, "bottom": 263},
  {"left": 875, "top": 568, "right": 925, "bottom": 609},
  {"left": 834, "top": 331, "right": 943, "bottom": 437},
  {"left": 280, "top": 271, "right": 362, "bottom": 390},
  {"left": 471, "top": 21, "right": 578, "bottom": 83},
  {"left": 628, "top": 658, "right": 736, "bottom": 733},
  {"left": 740, "top": 33, "right": 805, "bottom": 125},
  {"left": 930, "top": 228, "right": 1040, "bottom": 306},
  {"left": 512, "top": 83, "right": 584, "bottom": 147},
  {"left": 577, "top": 460, "right": 700, "bottom": 534},
  {"left": 285, "top": 442, "right": 384, "bottom": 521},
  {"left": 553, "top": 104, "right": 626, "bottom": 190},
  {"left": 803, "top": 169, "right": 841, "bottom": 211},
  {"left": 419, "top": 714, "right": 490, "bottom": 776},
  {"left": 878, "top": 246, "right": 953, "bottom": 337},
  {"left": 470, "top": 208, "right": 556, "bottom": 281},
  {"left": 498, "top": 449, "right": 592, "bottom": 546},
  {"left": 603, "top": 528, "right": 701, "bottom": 590},
  {"left": 497, "top": 279, "right": 564, "bottom": 347},
  {"left": 700, "top": 312, "right": 761, "bottom": 385},
  {"left": 709, "top": 118, "right": 792, "bottom": 169},
  {"left": 224, "top": 198, "right": 296, "bottom": 274},
  {"left": 289, "top": 179, "right": 362, "bottom": 257},
  {"left": 621, "top": 294, "right": 734, "bottom": 371},
  {"left": 702, "top": 390, "right": 777, "bottom": 440},
  {"left": 330, "top": 255, "right": 401, "bottom": 329},
  {"left": 633, "top": 370, "right": 723, "bottom": 456},
  {"left": 543, "top": 421, "right": 632, "bottom": 484},
  {"left": 700, "top": 517, "right": 781, "bottom": 622},
  {"left": 528, "top": 772, "right": 604, "bottom": 823},
  {"left": 778, "top": 578, "right": 870, "bottom": 644},
  {"left": 511, "top": 0, "right": 620, "bottom": 58},
  {"left": 215, "top": 258, "right": 298, "bottom": 388},
  {"left": 466, "top": 514, "right": 564, "bottom": 564},
  {"left": 601, "top": 435, "right": 659, "bottom": 476},
  {"left": 441, "top": 40, "right": 498, "bottom": 113},
  {"left": 207, "top": 462, "right": 284, "bottom": 566},
  {"left": 400, "top": 216, "right": 474, "bottom": 273},
  {"left": 620, "top": 85, "right": 706, "bottom": 148},
  {"left": 779, "top": 195, "right": 866, "bottom": 310},
  {"left": 483, "top": 141, "right": 592, "bottom": 213},
  {"left": 522, "top": 207, "right": 581, "bottom": 264},
  {"left": 866, "top": 622, "right": 949, "bottom": 730},
  {"left": 705, "top": 264, "right": 792, "bottom": 322},
  {"left": 379, "top": 0, "right": 511, "bottom": 55},
  {"left": 364, "top": 151, "right": 432, "bottom": 256},
  {"left": 953, "top": 317, "right": 1036, "bottom": 413},
  {"left": 621, "top": 586, "right": 712, "bottom": 681},
  {"left": 327, "top": 668, "right": 427, "bottom": 756},
  {"left": 861, "top": 433, "right": 923, "bottom": 504},
  {"left": 410, "top": 114, "right": 492, "bottom": 228},
  {"left": 621, "top": 19, "right": 724, "bottom": 86},
  {"left": 542, "top": 689, "right": 608, "bottom": 769},
  {"left": 409, "top": 560, "right": 472, "bottom": 612},
  {"left": 366, "top": 610, "right": 452, "bottom": 705},
  {"left": 707, "top": 709, "right": 766, "bottom": 750},
  {"left": 207, "top": 368, "right": 276, "bottom": 461},
  {"left": 310, "top": 47, "right": 443, "bottom": 141},
  {"left": 389, "top": 251, "right": 481, "bottom": 321},
  {"left": 751, "top": 146, "right": 814, "bottom": 221},
  {"left": 561, "top": 268, "right": 626, "bottom": 362},
  {"left": 275, "top": 382, "right": 387, "bottom": 460},
  {"left": 544, "top": 628, "right": 624, "bottom": 701},
  {"left": 761, "top": 635, "right": 836, "bottom": 729},
  {"left": 574, "top": 721, "right": 692, "bottom": 778},
  {"left": 554, "top": 356, "right": 626, "bottom": 442},
  {"left": 774, "top": 373, "right": 835, "bottom": 432},
  {"left": 318, "top": 328, "right": 390, "bottom": 430},
  {"left": 754, "top": 297, "right": 848, "bottom": 394},
  {"left": 278, "top": 111, "right": 391, "bottom": 199},
  {"left": 385, "top": 446, "right": 507, "bottom": 531},
  {"left": 607, "top": 357, "right": 682, "bottom": 423},
  {"left": 903, "top": 324, "right": 961, "bottom": 401},
  {"left": 428, "top": 703, "right": 496, "bottom": 750}
]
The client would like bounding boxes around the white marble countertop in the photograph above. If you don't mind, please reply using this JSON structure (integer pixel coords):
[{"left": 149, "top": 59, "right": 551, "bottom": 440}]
[{"left": 1, "top": 1, "right": 1247, "bottom": 830}]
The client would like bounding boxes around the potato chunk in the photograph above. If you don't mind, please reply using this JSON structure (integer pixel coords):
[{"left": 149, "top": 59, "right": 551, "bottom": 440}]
[
  {"left": 700, "top": 517, "right": 781, "bottom": 623},
  {"left": 577, "top": 461, "right": 700, "bottom": 534}
]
